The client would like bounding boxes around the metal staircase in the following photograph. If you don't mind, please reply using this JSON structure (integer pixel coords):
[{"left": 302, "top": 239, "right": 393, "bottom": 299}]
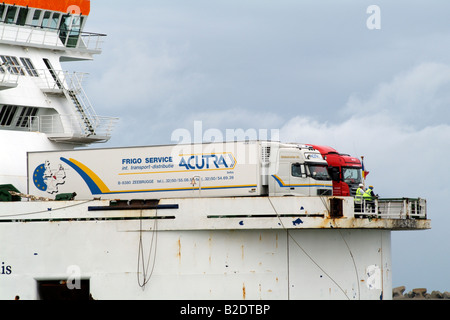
[
  {"left": 65, "top": 77, "right": 96, "bottom": 136},
  {"left": 42, "top": 58, "right": 100, "bottom": 138},
  {"left": 36, "top": 65, "right": 117, "bottom": 144},
  {"left": 66, "top": 89, "right": 95, "bottom": 136}
]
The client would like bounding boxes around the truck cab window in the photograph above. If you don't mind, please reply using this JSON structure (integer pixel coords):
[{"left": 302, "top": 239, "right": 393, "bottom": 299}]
[
  {"left": 342, "top": 167, "right": 362, "bottom": 185},
  {"left": 291, "top": 163, "right": 305, "bottom": 177},
  {"left": 307, "top": 164, "right": 331, "bottom": 181}
]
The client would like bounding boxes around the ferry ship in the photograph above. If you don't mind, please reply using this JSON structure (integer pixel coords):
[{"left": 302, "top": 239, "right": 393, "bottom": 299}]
[{"left": 0, "top": 0, "right": 430, "bottom": 300}]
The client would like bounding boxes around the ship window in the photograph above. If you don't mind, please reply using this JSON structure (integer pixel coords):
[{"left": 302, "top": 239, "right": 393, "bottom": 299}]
[
  {"left": 16, "top": 7, "right": 28, "bottom": 26},
  {"left": 0, "top": 56, "right": 25, "bottom": 75},
  {"left": 59, "top": 14, "right": 70, "bottom": 45},
  {"left": 50, "top": 13, "right": 61, "bottom": 29},
  {"left": 16, "top": 107, "right": 38, "bottom": 128},
  {"left": 31, "top": 9, "right": 42, "bottom": 26},
  {"left": 0, "top": 4, "right": 5, "bottom": 22},
  {"left": 0, "top": 105, "right": 18, "bottom": 126},
  {"left": 72, "top": 15, "right": 84, "bottom": 29},
  {"left": 5, "top": 6, "right": 17, "bottom": 24},
  {"left": 41, "top": 11, "right": 51, "bottom": 28},
  {"left": 20, "top": 58, "right": 39, "bottom": 77},
  {"left": 68, "top": 16, "right": 83, "bottom": 48}
]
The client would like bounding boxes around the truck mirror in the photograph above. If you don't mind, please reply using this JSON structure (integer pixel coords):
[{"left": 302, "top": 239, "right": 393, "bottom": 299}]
[{"left": 329, "top": 167, "right": 340, "bottom": 182}]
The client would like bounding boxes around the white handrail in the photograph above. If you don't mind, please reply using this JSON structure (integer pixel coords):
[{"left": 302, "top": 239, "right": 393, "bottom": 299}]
[
  {"left": 0, "top": 23, "right": 105, "bottom": 52},
  {"left": 26, "top": 115, "right": 118, "bottom": 139},
  {"left": 32, "top": 69, "right": 87, "bottom": 91},
  {"left": 0, "top": 69, "right": 19, "bottom": 86},
  {"left": 354, "top": 198, "right": 427, "bottom": 219}
]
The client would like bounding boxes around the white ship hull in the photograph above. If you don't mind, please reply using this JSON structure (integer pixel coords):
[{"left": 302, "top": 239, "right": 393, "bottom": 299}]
[{"left": 0, "top": 196, "right": 428, "bottom": 300}]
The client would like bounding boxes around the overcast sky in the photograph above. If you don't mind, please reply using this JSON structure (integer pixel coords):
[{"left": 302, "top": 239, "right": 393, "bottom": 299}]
[{"left": 73, "top": 0, "right": 450, "bottom": 292}]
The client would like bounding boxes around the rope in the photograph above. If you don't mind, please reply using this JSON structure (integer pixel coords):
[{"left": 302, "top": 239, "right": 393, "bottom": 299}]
[
  {"left": 0, "top": 200, "right": 94, "bottom": 218},
  {"left": 338, "top": 229, "right": 361, "bottom": 300},
  {"left": 319, "top": 195, "right": 330, "bottom": 215},
  {"left": 137, "top": 208, "right": 158, "bottom": 288},
  {"left": 268, "top": 197, "right": 351, "bottom": 300}
]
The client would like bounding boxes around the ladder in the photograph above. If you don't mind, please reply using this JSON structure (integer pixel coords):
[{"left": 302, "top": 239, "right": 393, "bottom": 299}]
[
  {"left": 44, "top": 59, "right": 97, "bottom": 137},
  {"left": 66, "top": 89, "right": 95, "bottom": 135}
]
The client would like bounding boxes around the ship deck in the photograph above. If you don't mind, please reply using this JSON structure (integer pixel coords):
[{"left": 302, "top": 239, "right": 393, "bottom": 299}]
[{"left": 0, "top": 196, "right": 430, "bottom": 231}]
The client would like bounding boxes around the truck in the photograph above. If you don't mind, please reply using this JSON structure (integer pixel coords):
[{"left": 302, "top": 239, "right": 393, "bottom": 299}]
[
  {"left": 307, "top": 145, "right": 362, "bottom": 196},
  {"left": 27, "top": 141, "right": 333, "bottom": 200}
]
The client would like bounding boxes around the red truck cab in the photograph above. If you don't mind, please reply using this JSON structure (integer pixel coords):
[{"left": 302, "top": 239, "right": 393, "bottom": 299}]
[{"left": 307, "top": 145, "right": 362, "bottom": 196}]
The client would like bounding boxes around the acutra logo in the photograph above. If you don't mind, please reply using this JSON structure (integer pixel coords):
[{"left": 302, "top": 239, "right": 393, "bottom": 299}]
[{"left": 179, "top": 153, "right": 236, "bottom": 170}]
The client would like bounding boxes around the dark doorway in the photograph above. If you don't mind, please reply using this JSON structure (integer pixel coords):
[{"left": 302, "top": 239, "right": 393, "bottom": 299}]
[
  {"left": 37, "top": 279, "right": 91, "bottom": 300},
  {"left": 329, "top": 198, "right": 344, "bottom": 218}
]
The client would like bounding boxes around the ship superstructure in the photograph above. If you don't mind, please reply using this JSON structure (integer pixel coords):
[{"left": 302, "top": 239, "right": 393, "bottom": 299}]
[
  {"left": 0, "top": 1, "right": 431, "bottom": 301},
  {"left": 0, "top": 0, "right": 117, "bottom": 192}
]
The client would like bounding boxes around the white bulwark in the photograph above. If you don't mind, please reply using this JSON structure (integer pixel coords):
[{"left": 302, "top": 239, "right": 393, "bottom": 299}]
[{"left": 0, "top": 195, "right": 429, "bottom": 300}]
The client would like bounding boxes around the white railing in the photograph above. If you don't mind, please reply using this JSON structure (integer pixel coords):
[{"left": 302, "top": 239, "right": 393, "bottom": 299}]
[
  {"left": 80, "top": 32, "right": 105, "bottom": 52},
  {"left": 0, "top": 69, "right": 19, "bottom": 87},
  {"left": 0, "top": 23, "right": 105, "bottom": 52},
  {"left": 0, "top": 67, "right": 87, "bottom": 92},
  {"left": 25, "top": 114, "right": 118, "bottom": 140},
  {"left": 354, "top": 198, "right": 427, "bottom": 219},
  {"left": 67, "top": 71, "right": 98, "bottom": 127},
  {"left": 33, "top": 69, "right": 100, "bottom": 136},
  {"left": 0, "top": 63, "right": 116, "bottom": 141},
  {"left": 34, "top": 69, "right": 88, "bottom": 92}
]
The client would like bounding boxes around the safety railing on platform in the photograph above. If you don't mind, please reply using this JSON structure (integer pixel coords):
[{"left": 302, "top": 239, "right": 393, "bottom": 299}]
[
  {"left": 33, "top": 69, "right": 102, "bottom": 137},
  {"left": 34, "top": 69, "right": 88, "bottom": 92},
  {"left": 0, "top": 23, "right": 105, "bottom": 52},
  {"left": 25, "top": 114, "right": 118, "bottom": 141},
  {"left": 354, "top": 198, "right": 427, "bottom": 219},
  {"left": 0, "top": 69, "right": 19, "bottom": 88}
]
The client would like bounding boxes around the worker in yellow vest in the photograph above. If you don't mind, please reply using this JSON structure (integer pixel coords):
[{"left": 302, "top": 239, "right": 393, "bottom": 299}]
[
  {"left": 363, "top": 186, "right": 376, "bottom": 201},
  {"left": 363, "top": 185, "right": 377, "bottom": 212},
  {"left": 354, "top": 183, "right": 365, "bottom": 213},
  {"left": 355, "top": 184, "right": 364, "bottom": 203}
]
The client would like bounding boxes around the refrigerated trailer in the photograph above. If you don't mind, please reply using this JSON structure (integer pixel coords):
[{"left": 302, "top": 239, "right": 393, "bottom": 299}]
[{"left": 27, "top": 141, "right": 333, "bottom": 200}]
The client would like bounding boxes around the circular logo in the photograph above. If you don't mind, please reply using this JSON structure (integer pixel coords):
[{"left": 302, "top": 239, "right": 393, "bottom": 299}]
[{"left": 33, "top": 163, "right": 47, "bottom": 191}]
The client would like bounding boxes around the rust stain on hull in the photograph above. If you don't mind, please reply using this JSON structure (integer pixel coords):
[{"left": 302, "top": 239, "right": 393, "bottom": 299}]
[{"left": 177, "top": 237, "right": 181, "bottom": 263}]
